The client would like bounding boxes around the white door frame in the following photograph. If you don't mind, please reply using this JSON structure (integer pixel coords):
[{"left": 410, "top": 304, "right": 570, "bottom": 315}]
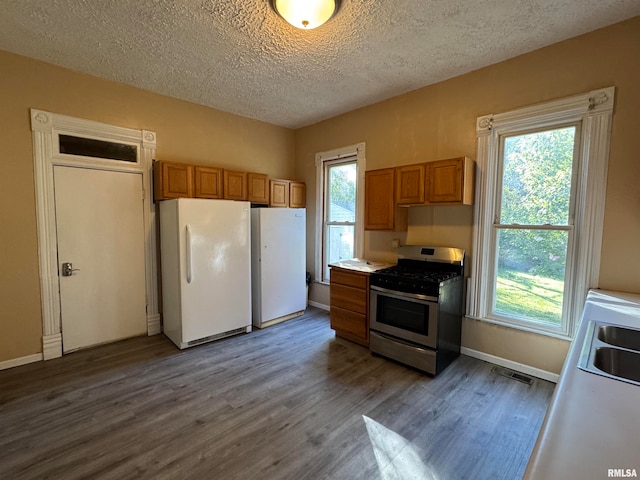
[{"left": 31, "top": 109, "right": 159, "bottom": 360}]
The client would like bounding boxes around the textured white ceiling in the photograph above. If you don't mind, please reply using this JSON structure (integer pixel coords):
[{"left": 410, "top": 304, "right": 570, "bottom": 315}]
[{"left": 0, "top": 1, "right": 638, "bottom": 128}]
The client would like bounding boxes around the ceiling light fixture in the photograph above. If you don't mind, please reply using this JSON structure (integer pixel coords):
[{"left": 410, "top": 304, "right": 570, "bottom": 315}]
[{"left": 271, "top": 0, "right": 341, "bottom": 30}]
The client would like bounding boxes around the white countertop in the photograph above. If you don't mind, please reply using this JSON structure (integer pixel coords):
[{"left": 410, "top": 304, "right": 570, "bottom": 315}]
[
  {"left": 329, "top": 258, "right": 394, "bottom": 274},
  {"left": 524, "top": 289, "right": 640, "bottom": 480}
]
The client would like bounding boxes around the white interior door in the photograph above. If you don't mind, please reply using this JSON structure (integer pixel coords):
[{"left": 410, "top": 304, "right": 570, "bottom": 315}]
[{"left": 54, "top": 166, "right": 147, "bottom": 353}]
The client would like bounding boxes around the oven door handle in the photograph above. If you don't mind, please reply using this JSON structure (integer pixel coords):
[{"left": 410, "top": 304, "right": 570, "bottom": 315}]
[{"left": 370, "top": 285, "right": 438, "bottom": 303}]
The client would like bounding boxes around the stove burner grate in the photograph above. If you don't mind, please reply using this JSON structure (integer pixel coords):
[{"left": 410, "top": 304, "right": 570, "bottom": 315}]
[{"left": 374, "top": 266, "right": 459, "bottom": 284}]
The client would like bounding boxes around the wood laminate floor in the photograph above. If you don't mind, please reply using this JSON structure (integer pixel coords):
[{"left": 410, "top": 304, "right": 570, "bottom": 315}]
[{"left": 0, "top": 308, "right": 555, "bottom": 480}]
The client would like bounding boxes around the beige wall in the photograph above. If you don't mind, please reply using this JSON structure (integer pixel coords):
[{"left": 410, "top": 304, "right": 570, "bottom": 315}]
[
  {"left": 0, "top": 50, "right": 295, "bottom": 363},
  {"left": 3, "top": 17, "right": 639, "bottom": 374},
  {"left": 298, "top": 17, "right": 640, "bottom": 374}
]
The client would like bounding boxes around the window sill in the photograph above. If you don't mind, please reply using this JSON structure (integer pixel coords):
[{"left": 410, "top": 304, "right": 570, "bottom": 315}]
[{"left": 465, "top": 314, "right": 574, "bottom": 342}]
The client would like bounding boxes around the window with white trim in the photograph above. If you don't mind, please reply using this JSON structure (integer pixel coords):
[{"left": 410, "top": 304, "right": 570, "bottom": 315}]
[
  {"left": 315, "top": 143, "right": 366, "bottom": 284},
  {"left": 468, "top": 88, "right": 615, "bottom": 338}
]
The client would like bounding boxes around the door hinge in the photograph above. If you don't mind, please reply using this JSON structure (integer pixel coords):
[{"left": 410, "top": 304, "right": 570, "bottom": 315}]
[{"left": 142, "top": 189, "right": 145, "bottom": 200}]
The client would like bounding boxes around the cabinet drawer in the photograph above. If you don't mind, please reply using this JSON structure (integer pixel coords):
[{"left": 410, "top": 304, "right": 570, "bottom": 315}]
[
  {"left": 330, "top": 305, "right": 368, "bottom": 341},
  {"left": 330, "top": 269, "right": 368, "bottom": 289},
  {"left": 330, "top": 284, "right": 367, "bottom": 314}
]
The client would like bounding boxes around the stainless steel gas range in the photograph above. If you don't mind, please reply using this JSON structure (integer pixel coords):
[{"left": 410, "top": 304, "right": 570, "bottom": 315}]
[{"left": 369, "top": 245, "right": 465, "bottom": 376}]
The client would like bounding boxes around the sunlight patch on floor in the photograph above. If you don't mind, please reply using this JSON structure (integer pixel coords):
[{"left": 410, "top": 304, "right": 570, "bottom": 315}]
[{"left": 363, "top": 415, "right": 439, "bottom": 480}]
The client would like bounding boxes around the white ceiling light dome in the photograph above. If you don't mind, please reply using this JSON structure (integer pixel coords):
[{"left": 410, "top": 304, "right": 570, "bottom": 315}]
[{"left": 272, "top": 0, "right": 341, "bottom": 30}]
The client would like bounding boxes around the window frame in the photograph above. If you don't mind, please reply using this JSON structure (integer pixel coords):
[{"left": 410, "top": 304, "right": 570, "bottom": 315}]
[
  {"left": 315, "top": 143, "right": 366, "bottom": 285},
  {"left": 468, "top": 87, "right": 615, "bottom": 339},
  {"left": 322, "top": 158, "right": 357, "bottom": 282},
  {"left": 486, "top": 123, "right": 581, "bottom": 333}
]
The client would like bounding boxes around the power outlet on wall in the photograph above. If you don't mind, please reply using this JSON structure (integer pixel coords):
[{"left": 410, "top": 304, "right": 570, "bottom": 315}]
[{"left": 391, "top": 239, "right": 400, "bottom": 248}]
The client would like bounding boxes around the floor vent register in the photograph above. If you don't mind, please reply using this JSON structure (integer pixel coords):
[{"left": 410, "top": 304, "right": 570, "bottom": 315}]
[{"left": 491, "top": 366, "right": 534, "bottom": 385}]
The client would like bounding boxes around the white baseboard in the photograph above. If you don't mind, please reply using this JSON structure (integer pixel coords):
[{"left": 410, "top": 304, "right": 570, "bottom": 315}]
[
  {"left": 42, "top": 333, "right": 62, "bottom": 360},
  {"left": 0, "top": 353, "right": 43, "bottom": 371},
  {"left": 308, "top": 300, "right": 330, "bottom": 311},
  {"left": 461, "top": 346, "right": 559, "bottom": 383},
  {"left": 147, "top": 313, "right": 162, "bottom": 335}
]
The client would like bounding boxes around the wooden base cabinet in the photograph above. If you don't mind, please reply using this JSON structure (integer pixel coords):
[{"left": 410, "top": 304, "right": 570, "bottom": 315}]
[
  {"left": 330, "top": 306, "right": 367, "bottom": 342},
  {"left": 330, "top": 267, "right": 371, "bottom": 346}
]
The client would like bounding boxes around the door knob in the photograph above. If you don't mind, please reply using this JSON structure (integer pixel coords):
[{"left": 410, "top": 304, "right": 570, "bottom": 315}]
[{"left": 61, "top": 262, "right": 80, "bottom": 277}]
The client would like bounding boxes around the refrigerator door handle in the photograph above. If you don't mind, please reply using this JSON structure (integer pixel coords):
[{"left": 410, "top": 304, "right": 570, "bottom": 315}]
[{"left": 186, "top": 224, "right": 192, "bottom": 284}]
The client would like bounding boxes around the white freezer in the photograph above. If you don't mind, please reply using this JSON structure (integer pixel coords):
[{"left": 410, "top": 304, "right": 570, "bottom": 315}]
[
  {"left": 251, "top": 208, "right": 307, "bottom": 328},
  {"left": 160, "top": 198, "right": 252, "bottom": 348}
]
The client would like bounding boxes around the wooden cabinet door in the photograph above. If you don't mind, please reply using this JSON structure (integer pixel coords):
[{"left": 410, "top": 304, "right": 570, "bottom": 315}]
[
  {"left": 248, "top": 173, "right": 269, "bottom": 204},
  {"left": 365, "top": 168, "right": 407, "bottom": 230},
  {"left": 289, "top": 181, "right": 306, "bottom": 208},
  {"left": 153, "top": 161, "right": 193, "bottom": 201},
  {"left": 427, "top": 157, "right": 474, "bottom": 205},
  {"left": 223, "top": 170, "right": 248, "bottom": 201},
  {"left": 194, "top": 166, "right": 223, "bottom": 199},
  {"left": 427, "top": 158, "right": 462, "bottom": 203},
  {"left": 365, "top": 169, "right": 394, "bottom": 230},
  {"left": 269, "top": 179, "right": 289, "bottom": 207},
  {"left": 396, "top": 164, "right": 425, "bottom": 205}
]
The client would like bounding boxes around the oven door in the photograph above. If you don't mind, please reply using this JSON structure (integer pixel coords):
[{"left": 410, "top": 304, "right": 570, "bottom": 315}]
[{"left": 370, "top": 286, "right": 438, "bottom": 349}]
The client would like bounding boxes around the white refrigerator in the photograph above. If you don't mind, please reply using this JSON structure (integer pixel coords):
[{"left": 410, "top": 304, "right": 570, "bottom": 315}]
[
  {"left": 159, "top": 198, "right": 252, "bottom": 349},
  {"left": 251, "top": 208, "right": 306, "bottom": 328}
]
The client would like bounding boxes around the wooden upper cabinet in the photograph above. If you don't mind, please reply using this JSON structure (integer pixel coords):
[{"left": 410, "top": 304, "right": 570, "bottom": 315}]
[
  {"left": 269, "top": 179, "right": 289, "bottom": 207},
  {"left": 365, "top": 168, "right": 407, "bottom": 231},
  {"left": 223, "top": 170, "right": 248, "bottom": 201},
  {"left": 248, "top": 173, "right": 269, "bottom": 204},
  {"left": 153, "top": 159, "right": 307, "bottom": 208},
  {"left": 396, "top": 164, "right": 426, "bottom": 205},
  {"left": 289, "top": 181, "right": 306, "bottom": 208},
  {"left": 153, "top": 161, "right": 193, "bottom": 201},
  {"left": 194, "top": 166, "right": 223, "bottom": 199},
  {"left": 427, "top": 157, "right": 474, "bottom": 205}
]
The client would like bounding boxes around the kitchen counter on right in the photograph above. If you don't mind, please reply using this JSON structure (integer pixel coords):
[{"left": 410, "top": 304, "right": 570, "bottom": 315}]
[{"left": 524, "top": 289, "right": 640, "bottom": 480}]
